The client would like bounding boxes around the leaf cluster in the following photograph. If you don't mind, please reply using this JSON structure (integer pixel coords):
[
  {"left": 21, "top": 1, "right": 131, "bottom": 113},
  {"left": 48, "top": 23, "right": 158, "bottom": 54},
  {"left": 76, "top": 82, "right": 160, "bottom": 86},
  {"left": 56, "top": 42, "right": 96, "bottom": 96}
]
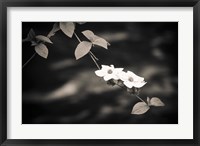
[
  {"left": 23, "top": 29, "right": 53, "bottom": 58},
  {"left": 132, "top": 97, "right": 165, "bottom": 115},
  {"left": 23, "top": 22, "right": 110, "bottom": 60}
]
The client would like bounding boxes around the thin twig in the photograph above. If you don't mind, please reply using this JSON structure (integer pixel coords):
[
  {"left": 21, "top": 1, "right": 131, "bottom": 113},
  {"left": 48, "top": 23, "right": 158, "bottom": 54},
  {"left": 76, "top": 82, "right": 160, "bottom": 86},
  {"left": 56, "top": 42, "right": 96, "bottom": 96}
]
[
  {"left": 117, "top": 83, "right": 127, "bottom": 90},
  {"left": 89, "top": 51, "right": 99, "bottom": 61},
  {"left": 116, "top": 82, "right": 146, "bottom": 103},
  {"left": 22, "top": 52, "right": 36, "bottom": 69},
  {"left": 89, "top": 54, "right": 100, "bottom": 69},
  {"left": 135, "top": 94, "right": 146, "bottom": 103},
  {"left": 74, "top": 32, "right": 81, "bottom": 43}
]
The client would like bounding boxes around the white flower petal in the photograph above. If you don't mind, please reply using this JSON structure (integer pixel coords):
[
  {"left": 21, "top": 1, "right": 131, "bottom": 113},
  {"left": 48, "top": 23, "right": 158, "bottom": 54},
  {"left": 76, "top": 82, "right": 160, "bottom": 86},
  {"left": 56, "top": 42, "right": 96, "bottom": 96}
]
[
  {"left": 112, "top": 75, "right": 120, "bottom": 80},
  {"left": 127, "top": 71, "right": 144, "bottom": 81},
  {"left": 118, "top": 71, "right": 128, "bottom": 81},
  {"left": 132, "top": 82, "right": 147, "bottom": 88},
  {"left": 124, "top": 81, "right": 134, "bottom": 88},
  {"left": 101, "top": 65, "right": 110, "bottom": 70},
  {"left": 135, "top": 76, "right": 144, "bottom": 82},
  {"left": 95, "top": 70, "right": 106, "bottom": 77},
  {"left": 110, "top": 64, "right": 114, "bottom": 69},
  {"left": 114, "top": 68, "right": 124, "bottom": 72},
  {"left": 103, "top": 74, "right": 114, "bottom": 81}
]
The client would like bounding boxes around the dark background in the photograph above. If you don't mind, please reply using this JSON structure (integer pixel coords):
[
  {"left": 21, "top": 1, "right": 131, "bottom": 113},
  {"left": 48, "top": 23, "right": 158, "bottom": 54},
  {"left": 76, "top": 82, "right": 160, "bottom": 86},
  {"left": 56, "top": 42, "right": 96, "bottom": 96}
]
[{"left": 22, "top": 22, "right": 178, "bottom": 124}]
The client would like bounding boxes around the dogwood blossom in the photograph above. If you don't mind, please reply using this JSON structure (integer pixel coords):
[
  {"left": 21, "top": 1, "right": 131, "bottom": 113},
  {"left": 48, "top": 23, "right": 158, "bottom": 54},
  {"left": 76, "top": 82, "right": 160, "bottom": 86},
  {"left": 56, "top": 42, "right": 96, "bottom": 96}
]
[
  {"left": 95, "top": 65, "right": 123, "bottom": 81},
  {"left": 118, "top": 71, "right": 146, "bottom": 88}
]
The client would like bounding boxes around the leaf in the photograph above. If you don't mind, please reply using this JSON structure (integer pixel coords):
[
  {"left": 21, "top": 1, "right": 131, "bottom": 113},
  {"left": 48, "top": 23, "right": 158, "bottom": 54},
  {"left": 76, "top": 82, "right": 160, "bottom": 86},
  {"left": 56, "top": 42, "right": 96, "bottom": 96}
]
[
  {"left": 31, "top": 41, "right": 38, "bottom": 46},
  {"left": 27, "top": 28, "right": 36, "bottom": 40},
  {"left": 75, "top": 41, "right": 92, "bottom": 60},
  {"left": 23, "top": 28, "right": 35, "bottom": 42},
  {"left": 93, "top": 38, "right": 109, "bottom": 49},
  {"left": 22, "top": 38, "right": 30, "bottom": 42},
  {"left": 47, "top": 22, "right": 60, "bottom": 38},
  {"left": 35, "top": 35, "right": 53, "bottom": 44},
  {"left": 82, "top": 30, "right": 110, "bottom": 49},
  {"left": 35, "top": 43, "right": 48, "bottom": 59},
  {"left": 82, "top": 30, "right": 95, "bottom": 41},
  {"left": 149, "top": 97, "right": 165, "bottom": 107},
  {"left": 131, "top": 102, "right": 150, "bottom": 115},
  {"left": 60, "top": 22, "right": 75, "bottom": 38}
]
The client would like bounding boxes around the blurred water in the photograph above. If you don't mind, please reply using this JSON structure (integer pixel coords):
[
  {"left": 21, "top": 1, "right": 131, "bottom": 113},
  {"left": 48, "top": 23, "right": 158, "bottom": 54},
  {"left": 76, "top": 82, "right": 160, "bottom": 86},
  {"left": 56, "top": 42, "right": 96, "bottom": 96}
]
[{"left": 22, "top": 22, "right": 178, "bottom": 124}]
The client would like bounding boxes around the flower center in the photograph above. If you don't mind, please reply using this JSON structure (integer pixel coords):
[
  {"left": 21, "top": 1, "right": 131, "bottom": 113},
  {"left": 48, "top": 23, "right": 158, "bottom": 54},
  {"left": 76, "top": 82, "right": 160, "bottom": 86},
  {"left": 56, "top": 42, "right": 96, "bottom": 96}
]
[
  {"left": 107, "top": 69, "right": 113, "bottom": 74},
  {"left": 128, "top": 77, "right": 134, "bottom": 82}
]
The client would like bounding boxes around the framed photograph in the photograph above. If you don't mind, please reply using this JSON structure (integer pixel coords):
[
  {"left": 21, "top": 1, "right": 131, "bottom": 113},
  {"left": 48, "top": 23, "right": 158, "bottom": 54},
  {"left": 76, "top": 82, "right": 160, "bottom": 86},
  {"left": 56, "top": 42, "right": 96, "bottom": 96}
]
[{"left": 0, "top": 0, "right": 199, "bottom": 145}]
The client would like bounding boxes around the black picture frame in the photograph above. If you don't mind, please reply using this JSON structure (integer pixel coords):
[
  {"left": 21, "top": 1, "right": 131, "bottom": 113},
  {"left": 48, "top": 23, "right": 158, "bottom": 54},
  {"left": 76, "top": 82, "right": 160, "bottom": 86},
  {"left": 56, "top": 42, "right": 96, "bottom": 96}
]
[{"left": 0, "top": 0, "right": 199, "bottom": 145}]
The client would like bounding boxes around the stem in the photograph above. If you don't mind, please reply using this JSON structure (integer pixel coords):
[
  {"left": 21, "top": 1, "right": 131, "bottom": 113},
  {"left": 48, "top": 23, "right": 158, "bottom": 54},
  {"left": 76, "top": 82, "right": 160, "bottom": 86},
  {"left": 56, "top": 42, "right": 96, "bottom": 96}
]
[
  {"left": 89, "top": 54, "right": 100, "bottom": 69},
  {"left": 74, "top": 31, "right": 100, "bottom": 69},
  {"left": 88, "top": 52, "right": 100, "bottom": 69},
  {"left": 22, "top": 52, "right": 36, "bottom": 69},
  {"left": 115, "top": 81, "right": 146, "bottom": 103},
  {"left": 117, "top": 83, "right": 127, "bottom": 90},
  {"left": 135, "top": 94, "right": 146, "bottom": 103},
  {"left": 89, "top": 51, "right": 99, "bottom": 61},
  {"left": 74, "top": 32, "right": 81, "bottom": 43}
]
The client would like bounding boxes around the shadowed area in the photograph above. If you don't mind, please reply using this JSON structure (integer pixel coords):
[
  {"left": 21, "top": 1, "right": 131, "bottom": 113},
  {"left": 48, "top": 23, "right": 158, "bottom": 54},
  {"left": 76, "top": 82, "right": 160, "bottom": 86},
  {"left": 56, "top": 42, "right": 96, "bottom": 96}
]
[{"left": 22, "top": 22, "right": 178, "bottom": 124}]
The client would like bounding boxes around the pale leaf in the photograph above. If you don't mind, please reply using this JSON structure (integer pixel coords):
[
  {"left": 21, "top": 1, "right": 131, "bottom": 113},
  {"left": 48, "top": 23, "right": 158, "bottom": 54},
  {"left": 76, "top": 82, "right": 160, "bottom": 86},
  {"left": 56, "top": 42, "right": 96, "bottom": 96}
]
[
  {"left": 35, "top": 35, "right": 53, "bottom": 44},
  {"left": 82, "top": 30, "right": 109, "bottom": 49},
  {"left": 75, "top": 41, "right": 92, "bottom": 60},
  {"left": 131, "top": 102, "right": 150, "bottom": 115},
  {"left": 47, "top": 22, "right": 60, "bottom": 38},
  {"left": 149, "top": 97, "right": 165, "bottom": 107},
  {"left": 22, "top": 38, "right": 30, "bottom": 42},
  {"left": 23, "top": 28, "right": 35, "bottom": 42},
  {"left": 27, "top": 28, "right": 36, "bottom": 40},
  {"left": 60, "top": 22, "right": 75, "bottom": 38},
  {"left": 82, "top": 30, "right": 95, "bottom": 42},
  {"left": 35, "top": 43, "right": 48, "bottom": 59},
  {"left": 93, "top": 38, "right": 109, "bottom": 49},
  {"left": 31, "top": 41, "right": 38, "bottom": 46}
]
